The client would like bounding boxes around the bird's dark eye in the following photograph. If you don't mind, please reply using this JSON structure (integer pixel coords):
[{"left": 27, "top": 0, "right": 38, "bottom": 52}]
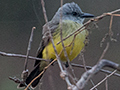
[{"left": 72, "top": 12, "right": 78, "bottom": 16}]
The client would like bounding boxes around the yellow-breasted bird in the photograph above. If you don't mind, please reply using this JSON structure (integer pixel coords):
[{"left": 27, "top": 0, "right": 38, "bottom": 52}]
[{"left": 22, "top": 2, "right": 94, "bottom": 89}]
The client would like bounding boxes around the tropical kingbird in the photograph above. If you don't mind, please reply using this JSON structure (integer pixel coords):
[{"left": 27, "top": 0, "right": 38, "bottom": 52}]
[{"left": 23, "top": 2, "right": 94, "bottom": 88}]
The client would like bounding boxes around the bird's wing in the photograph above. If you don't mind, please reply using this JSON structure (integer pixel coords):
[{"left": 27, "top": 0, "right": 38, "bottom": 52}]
[{"left": 34, "top": 21, "right": 59, "bottom": 66}]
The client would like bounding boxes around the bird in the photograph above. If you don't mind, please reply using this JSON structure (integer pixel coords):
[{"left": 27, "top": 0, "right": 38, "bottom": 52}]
[{"left": 22, "top": 2, "right": 94, "bottom": 89}]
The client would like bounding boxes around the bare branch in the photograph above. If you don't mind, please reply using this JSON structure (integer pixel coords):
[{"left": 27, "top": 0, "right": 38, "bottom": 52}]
[
  {"left": 24, "top": 27, "right": 36, "bottom": 70},
  {"left": 71, "top": 63, "right": 120, "bottom": 77},
  {"left": 99, "top": 42, "right": 109, "bottom": 61},
  {"left": 9, "top": 76, "right": 21, "bottom": 84},
  {"left": 100, "top": 33, "right": 109, "bottom": 47},
  {"left": 9, "top": 76, "right": 31, "bottom": 90},
  {"left": 105, "top": 74, "right": 108, "bottom": 90},
  {"left": 90, "top": 70, "right": 117, "bottom": 90},
  {"left": 41, "top": 0, "right": 63, "bottom": 72},
  {"left": 72, "top": 59, "right": 120, "bottom": 90},
  {"left": 59, "top": 0, "right": 77, "bottom": 84},
  {"left": 0, "top": 51, "right": 48, "bottom": 61},
  {"left": 81, "top": 54, "right": 98, "bottom": 90},
  {"left": 20, "top": 26, "right": 35, "bottom": 88}
]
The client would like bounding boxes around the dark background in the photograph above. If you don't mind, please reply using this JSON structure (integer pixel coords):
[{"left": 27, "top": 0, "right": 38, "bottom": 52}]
[{"left": 0, "top": 0, "right": 120, "bottom": 90}]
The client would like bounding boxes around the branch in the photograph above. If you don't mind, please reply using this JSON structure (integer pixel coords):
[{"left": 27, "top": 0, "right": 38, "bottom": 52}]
[
  {"left": 41, "top": 0, "right": 72, "bottom": 87},
  {"left": 0, "top": 51, "right": 48, "bottom": 61},
  {"left": 9, "top": 76, "right": 31, "bottom": 90},
  {"left": 59, "top": 0, "right": 77, "bottom": 84},
  {"left": 90, "top": 70, "right": 117, "bottom": 90},
  {"left": 72, "top": 59, "right": 120, "bottom": 90},
  {"left": 20, "top": 27, "right": 36, "bottom": 87},
  {"left": 41, "top": 0, "right": 63, "bottom": 72},
  {"left": 99, "top": 42, "right": 109, "bottom": 61},
  {"left": 71, "top": 63, "right": 120, "bottom": 77},
  {"left": 24, "top": 27, "right": 36, "bottom": 70}
]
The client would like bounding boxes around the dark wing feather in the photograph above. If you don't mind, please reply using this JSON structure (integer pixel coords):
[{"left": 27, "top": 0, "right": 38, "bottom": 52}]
[{"left": 34, "top": 21, "right": 59, "bottom": 66}]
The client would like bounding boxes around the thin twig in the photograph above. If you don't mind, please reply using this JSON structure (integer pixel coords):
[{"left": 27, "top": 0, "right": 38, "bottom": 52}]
[
  {"left": 90, "top": 70, "right": 117, "bottom": 90},
  {"left": 108, "top": 8, "right": 120, "bottom": 14},
  {"left": 109, "top": 15, "right": 117, "bottom": 42},
  {"left": 41, "top": 0, "right": 48, "bottom": 23},
  {"left": 9, "top": 76, "right": 31, "bottom": 90},
  {"left": 84, "top": 42, "right": 109, "bottom": 89},
  {"left": 100, "top": 33, "right": 109, "bottom": 47},
  {"left": 59, "top": 0, "right": 77, "bottom": 84},
  {"left": 100, "top": 13, "right": 120, "bottom": 47},
  {"left": 109, "top": 15, "right": 113, "bottom": 36},
  {"left": 59, "top": 0, "right": 69, "bottom": 70},
  {"left": 41, "top": 0, "right": 74, "bottom": 87},
  {"left": 105, "top": 74, "right": 108, "bottom": 90},
  {"left": 24, "top": 27, "right": 36, "bottom": 70},
  {"left": 82, "top": 42, "right": 110, "bottom": 88},
  {"left": 99, "top": 42, "right": 109, "bottom": 61},
  {"left": 59, "top": 0, "right": 70, "bottom": 68},
  {"left": 41, "top": 0, "right": 64, "bottom": 72},
  {"left": 9, "top": 76, "right": 21, "bottom": 84},
  {"left": 112, "top": 14, "right": 120, "bottom": 16},
  {"left": 24, "top": 58, "right": 57, "bottom": 90},
  {"left": 81, "top": 54, "right": 98, "bottom": 90},
  {"left": 0, "top": 51, "right": 48, "bottom": 61},
  {"left": 71, "top": 63, "right": 120, "bottom": 77}
]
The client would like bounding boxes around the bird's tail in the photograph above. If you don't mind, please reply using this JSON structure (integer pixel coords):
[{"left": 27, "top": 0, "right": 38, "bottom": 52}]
[
  {"left": 25, "top": 64, "right": 43, "bottom": 89},
  {"left": 17, "top": 64, "right": 44, "bottom": 89}
]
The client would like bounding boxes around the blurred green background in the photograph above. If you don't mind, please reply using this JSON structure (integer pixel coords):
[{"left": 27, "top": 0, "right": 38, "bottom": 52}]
[{"left": 0, "top": 0, "right": 120, "bottom": 90}]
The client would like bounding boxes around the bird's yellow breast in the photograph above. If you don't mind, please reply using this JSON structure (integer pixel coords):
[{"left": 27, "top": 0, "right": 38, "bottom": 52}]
[{"left": 42, "top": 20, "right": 88, "bottom": 61}]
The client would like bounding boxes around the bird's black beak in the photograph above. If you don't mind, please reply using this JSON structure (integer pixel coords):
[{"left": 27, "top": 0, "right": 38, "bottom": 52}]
[{"left": 81, "top": 13, "right": 94, "bottom": 18}]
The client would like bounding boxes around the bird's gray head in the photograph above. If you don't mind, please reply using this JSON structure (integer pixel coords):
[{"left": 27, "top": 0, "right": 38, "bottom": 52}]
[{"left": 52, "top": 2, "right": 94, "bottom": 24}]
